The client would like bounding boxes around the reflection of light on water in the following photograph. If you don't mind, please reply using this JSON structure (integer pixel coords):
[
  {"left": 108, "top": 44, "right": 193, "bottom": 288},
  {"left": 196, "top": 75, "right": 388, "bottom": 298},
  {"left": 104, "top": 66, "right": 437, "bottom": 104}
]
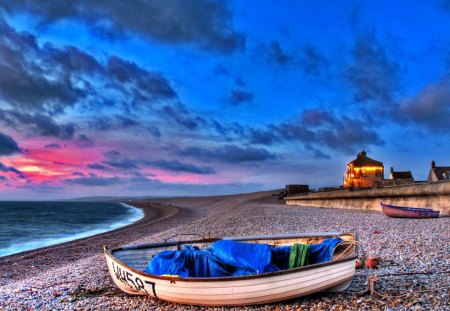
[{"left": 0, "top": 204, "right": 144, "bottom": 257}]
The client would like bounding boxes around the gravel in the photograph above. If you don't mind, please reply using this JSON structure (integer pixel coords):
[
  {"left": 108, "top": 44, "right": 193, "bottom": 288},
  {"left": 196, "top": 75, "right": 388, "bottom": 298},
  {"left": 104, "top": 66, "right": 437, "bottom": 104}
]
[{"left": 1, "top": 192, "right": 449, "bottom": 310}]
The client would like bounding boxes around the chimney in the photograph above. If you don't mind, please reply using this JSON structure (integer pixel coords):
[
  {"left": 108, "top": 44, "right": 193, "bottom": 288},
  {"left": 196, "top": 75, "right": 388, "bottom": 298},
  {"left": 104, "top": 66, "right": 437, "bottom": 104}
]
[{"left": 431, "top": 160, "right": 436, "bottom": 168}]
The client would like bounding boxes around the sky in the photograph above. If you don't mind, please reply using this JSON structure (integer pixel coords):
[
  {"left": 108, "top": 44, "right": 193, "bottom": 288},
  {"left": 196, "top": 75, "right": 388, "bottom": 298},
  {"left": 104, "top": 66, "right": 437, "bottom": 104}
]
[{"left": 0, "top": 0, "right": 450, "bottom": 200}]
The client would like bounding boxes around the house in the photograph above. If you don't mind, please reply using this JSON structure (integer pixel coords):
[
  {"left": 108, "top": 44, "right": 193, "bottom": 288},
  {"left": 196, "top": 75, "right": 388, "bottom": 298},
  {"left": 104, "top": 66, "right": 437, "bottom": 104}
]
[
  {"left": 387, "top": 167, "right": 414, "bottom": 185},
  {"left": 428, "top": 161, "right": 450, "bottom": 182},
  {"left": 343, "top": 150, "right": 384, "bottom": 188}
]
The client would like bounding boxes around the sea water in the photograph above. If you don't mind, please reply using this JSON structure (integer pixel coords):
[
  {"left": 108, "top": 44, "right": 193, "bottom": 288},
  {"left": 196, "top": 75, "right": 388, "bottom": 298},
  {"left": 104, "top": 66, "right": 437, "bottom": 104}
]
[{"left": 0, "top": 201, "right": 144, "bottom": 257}]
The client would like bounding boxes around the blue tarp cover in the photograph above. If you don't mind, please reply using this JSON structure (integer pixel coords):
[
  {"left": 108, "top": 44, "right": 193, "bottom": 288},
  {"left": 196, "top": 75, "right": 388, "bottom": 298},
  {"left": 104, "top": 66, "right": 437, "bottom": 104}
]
[{"left": 145, "top": 238, "right": 342, "bottom": 278}]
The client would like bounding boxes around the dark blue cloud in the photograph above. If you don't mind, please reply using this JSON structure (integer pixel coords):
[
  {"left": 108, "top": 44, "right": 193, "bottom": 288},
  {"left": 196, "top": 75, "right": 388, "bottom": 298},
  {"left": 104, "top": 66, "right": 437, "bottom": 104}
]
[
  {"left": 160, "top": 103, "right": 205, "bottom": 129},
  {"left": 0, "top": 109, "right": 75, "bottom": 139},
  {"left": 65, "top": 176, "right": 123, "bottom": 187},
  {"left": 107, "top": 56, "right": 176, "bottom": 102},
  {"left": 103, "top": 160, "right": 138, "bottom": 169},
  {"left": 298, "top": 45, "right": 330, "bottom": 76},
  {"left": 276, "top": 108, "right": 384, "bottom": 154},
  {"left": 248, "top": 128, "right": 278, "bottom": 145},
  {"left": 44, "top": 143, "right": 62, "bottom": 149},
  {"left": 0, "top": 20, "right": 86, "bottom": 113},
  {"left": 176, "top": 144, "right": 277, "bottom": 163},
  {"left": 148, "top": 126, "right": 162, "bottom": 138},
  {"left": 266, "top": 41, "right": 291, "bottom": 66},
  {"left": 399, "top": 78, "right": 450, "bottom": 131},
  {"left": 0, "top": 162, "right": 26, "bottom": 178},
  {"left": 0, "top": 16, "right": 178, "bottom": 139},
  {"left": 104, "top": 150, "right": 121, "bottom": 158},
  {"left": 151, "top": 159, "right": 216, "bottom": 174},
  {"left": 87, "top": 163, "right": 108, "bottom": 170},
  {"left": 102, "top": 150, "right": 138, "bottom": 169},
  {"left": 230, "top": 89, "right": 253, "bottom": 106},
  {"left": 76, "top": 134, "right": 94, "bottom": 148},
  {"left": 305, "top": 145, "right": 331, "bottom": 159},
  {"left": 1, "top": 0, "right": 245, "bottom": 53},
  {"left": 244, "top": 108, "right": 384, "bottom": 155},
  {"left": 263, "top": 41, "right": 329, "bottom": 76},
  {"left": 346, "top": 34, "right": 399, "bottom": 107},
  {"left": 0, "top": 132, "right": 20, "bottom": 155}
]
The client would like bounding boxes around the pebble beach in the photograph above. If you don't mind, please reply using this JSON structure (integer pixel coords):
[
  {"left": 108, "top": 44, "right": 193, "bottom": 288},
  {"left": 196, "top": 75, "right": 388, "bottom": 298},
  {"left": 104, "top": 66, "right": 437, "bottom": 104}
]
[{"left": 1, "top": 191, "right": 449, "bottom": 311}]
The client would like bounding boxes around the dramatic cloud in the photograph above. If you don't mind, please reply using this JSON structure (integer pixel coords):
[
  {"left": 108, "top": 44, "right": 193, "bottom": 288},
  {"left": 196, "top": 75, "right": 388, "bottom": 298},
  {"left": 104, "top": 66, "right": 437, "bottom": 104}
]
[
  {"left": 102, "top": 150, "right": 138, "bottom": 170},
  {"left": 148, "top": 125, "right": 162, "bottom": 138},
  {"left": 0, "top": 132, "right": 20, "bottom": 155},
  {"left": 230, "top": 89, "right": 253, "bottom": 106},
  {"left": 64, "top": 176, "right": 123, "bottom": 187},
  {"left": 305, "top": 145, "right": 331, "bottom": 159},
  {"left": 88, "top": 116, "right": 139, "bottom": 131},
  {"left": 159, "top": 103, "right": 205, "bottom": 129},
  {"left": 151, "top": 159, "right": 216, "bottom": 174},
  {"left": 251, "top": 108, "right": 384, "bottom": 155},
  {"left": 399, "top": 78, "right": 450, "bottom": 131},
  {"left": 0, "top": 162, "right": 26, "bottom": 178},
  {"left": 106, "top": 56, "right": 176, "bottom": 103},
  {"left": 247, "top": 128, "right": 278, "bottom": 145},
  {"left": 1, "top": 0, "right": 245, "bottom": 53},
  {"left": 0, "top": 17, "right": 177, "bottom": 116},
  {"left": 76, "top": 134, "right": 94, "bottom": 148},
  {"left": 290, "top": 109, "right": 383, "bottom": 153},
  {"left": 346, "top": 34, "right": 399, "bottom": 107},
  {"left": 298, "top": 46, "right": 329, "bottom": 76},
  {"left": 264, "top": 41, "right": 329, "bottom": 76},
  {"left": 44, "top": 143, "right": 62, "bottom": 149},
  {"left": 87, "top": 163, "right": 107, "bottom": 171},
  {"left": 0, "top": 109, "right": 75, "bottom": 139},
  {"left": 266, "top": 41, "right": 291, "bottom": 66},
  {"left": 176, "top": 145, "right": 277, "bottom": 163}
]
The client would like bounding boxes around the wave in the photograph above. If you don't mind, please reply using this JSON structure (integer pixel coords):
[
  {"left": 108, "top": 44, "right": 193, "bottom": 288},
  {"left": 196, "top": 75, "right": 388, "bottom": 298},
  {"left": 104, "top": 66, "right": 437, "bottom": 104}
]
[{"left": 0, "top": 203, "right": 144, "bottom": 257}]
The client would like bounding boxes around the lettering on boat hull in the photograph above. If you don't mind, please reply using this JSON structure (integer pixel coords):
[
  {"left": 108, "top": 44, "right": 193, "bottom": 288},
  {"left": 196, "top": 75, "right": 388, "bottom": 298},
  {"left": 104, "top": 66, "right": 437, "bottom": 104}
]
[{"left": 111, "top": 261, "right": 148, "bottom": 295}]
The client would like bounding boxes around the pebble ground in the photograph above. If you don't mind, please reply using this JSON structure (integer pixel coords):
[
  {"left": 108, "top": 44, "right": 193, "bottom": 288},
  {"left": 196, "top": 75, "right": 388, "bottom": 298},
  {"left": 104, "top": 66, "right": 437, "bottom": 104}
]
[{"left": 1, "top": 192, "right": 449, "bottom": 310}]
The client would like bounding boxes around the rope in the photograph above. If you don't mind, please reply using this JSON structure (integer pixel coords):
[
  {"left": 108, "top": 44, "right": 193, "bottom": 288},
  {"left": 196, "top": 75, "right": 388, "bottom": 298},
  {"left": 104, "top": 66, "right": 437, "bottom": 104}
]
[
  {"left": 332, "top": 240, "right": 450, "bottom": 297},
  {"left": 332, "top": 240, "right": 371, "bottom": 295},
  {"left": 369, "top": 275, "right": 450, "bottom": 299}
]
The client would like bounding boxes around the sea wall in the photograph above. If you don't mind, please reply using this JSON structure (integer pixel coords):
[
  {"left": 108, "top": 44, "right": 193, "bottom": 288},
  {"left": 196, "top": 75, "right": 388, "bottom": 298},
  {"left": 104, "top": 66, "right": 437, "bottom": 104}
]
[{"left": 284, "top": 181, "right": 450, "bottom": 217}]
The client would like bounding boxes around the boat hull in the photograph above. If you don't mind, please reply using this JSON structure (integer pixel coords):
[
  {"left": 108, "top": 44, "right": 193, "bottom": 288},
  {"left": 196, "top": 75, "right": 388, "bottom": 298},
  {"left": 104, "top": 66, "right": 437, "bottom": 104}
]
[
  {"left": 381, "top": 202, "right": 440, "bottom": 218},
  {"left": 104, "top": 232, "right": 357, "bottom": 306}
]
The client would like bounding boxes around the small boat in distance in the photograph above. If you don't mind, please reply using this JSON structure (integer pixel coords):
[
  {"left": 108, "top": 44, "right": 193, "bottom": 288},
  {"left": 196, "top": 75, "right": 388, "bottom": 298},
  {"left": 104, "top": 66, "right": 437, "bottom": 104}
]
[
  {"left": 104, "top": 232, "right": 358, "bottom": 306},
  {"left": 380, "top": 202, "right": 440, "bottom": 218}
]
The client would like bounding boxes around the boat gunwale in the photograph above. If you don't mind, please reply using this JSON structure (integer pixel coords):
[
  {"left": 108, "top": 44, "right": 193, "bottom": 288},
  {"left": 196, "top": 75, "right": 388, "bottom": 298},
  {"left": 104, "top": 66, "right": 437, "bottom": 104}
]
[
  {"left": 380, "top": 202, "right": 440, "bottom": 218},
  {"left": 380, "top": 202, "right": 438, "bottom": 213},
  {"left": 104, "top": 232, "right": 358, "bottom": 283}
]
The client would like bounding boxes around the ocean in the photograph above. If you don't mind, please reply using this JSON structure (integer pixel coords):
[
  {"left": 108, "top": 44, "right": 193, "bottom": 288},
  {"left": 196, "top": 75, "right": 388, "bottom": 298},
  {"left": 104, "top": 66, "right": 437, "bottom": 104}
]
[{"left": 0, "top": 201, "right": 144, "bottom": 257}]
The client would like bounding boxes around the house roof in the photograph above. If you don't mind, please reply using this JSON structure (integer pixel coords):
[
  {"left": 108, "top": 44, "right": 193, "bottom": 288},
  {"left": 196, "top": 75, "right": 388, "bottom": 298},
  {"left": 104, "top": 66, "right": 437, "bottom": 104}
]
[
  {"left": 348, "top": 150, "right": 383, "bottom": 167},
  {"left": 432, "top": 166, "right": 450, "bottom": 180},
  {"left": 391, "top": 171, "right": 413, "bottom": 179}
]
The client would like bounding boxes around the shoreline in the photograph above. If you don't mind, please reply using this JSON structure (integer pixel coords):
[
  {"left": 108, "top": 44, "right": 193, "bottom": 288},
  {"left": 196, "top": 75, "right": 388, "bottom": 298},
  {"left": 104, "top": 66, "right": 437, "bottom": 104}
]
[
  {"left": 0, "top": 200, "right": 182, "bottom": 286},
  {"left": 1, "top": 190, "right": 449, "bottom": 310},
  {"left": 0, "top": 202, "right": 145, "bottom": 258}
]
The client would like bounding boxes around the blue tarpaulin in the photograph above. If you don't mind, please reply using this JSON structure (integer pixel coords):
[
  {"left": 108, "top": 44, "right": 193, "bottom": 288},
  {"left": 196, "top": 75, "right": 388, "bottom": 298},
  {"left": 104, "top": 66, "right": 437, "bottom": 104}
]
[
  {"left": 145, "top": 238, "right": 342, "bottom": 278},
  {"left": 309, "top": 238, "right": 343, "bottom": 264}
]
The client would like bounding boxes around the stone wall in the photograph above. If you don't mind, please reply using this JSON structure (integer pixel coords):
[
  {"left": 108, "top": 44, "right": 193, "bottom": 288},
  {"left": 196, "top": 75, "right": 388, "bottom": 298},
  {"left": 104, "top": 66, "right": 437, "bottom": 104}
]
[{"left": 284, "top": 181, "right": 450, "bottom": 217}]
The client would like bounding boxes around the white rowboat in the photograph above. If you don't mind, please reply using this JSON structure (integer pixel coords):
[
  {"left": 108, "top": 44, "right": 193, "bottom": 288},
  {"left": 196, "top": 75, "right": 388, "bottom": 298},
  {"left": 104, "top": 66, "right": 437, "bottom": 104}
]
[{"left": 104, "top": 232, "right": 357, "bottom": 306}]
